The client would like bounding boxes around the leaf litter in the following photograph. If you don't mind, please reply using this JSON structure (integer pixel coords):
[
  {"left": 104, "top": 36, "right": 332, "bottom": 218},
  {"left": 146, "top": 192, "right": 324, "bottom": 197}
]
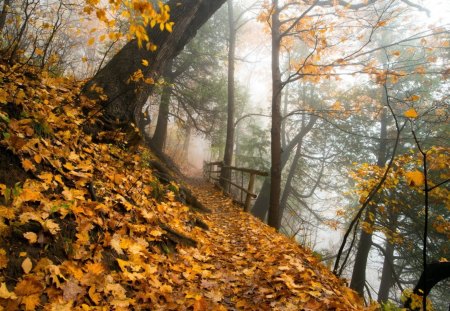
[{"left": 0, "top": 62, "right": 372, "bottom": 310}]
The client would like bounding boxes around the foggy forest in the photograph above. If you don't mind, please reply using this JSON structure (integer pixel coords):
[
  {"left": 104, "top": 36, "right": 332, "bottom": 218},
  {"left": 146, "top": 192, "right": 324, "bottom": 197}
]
[{"left": 0, "top": 0, "right": 449, "bottom": 310}]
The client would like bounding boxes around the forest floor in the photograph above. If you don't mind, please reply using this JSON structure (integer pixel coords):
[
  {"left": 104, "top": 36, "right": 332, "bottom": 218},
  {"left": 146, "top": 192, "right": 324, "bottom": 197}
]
[
  {"left": 0, "top": 62, "right": 373, "bottom": 310},
  {"left": 178, "top": 178, "right": 370, "bottom": 310}
]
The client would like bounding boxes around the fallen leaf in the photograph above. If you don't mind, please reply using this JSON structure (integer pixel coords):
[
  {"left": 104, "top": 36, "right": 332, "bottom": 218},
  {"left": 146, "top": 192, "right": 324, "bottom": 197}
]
[
  {"left": 0, "top": 282, "right": 17, "bottom": 299},
  {"left": 22, "top": 257, "right": 33, "bottom": 274},
  {"left": 23, "top": 232, "right": 38, "bottom": 244}
]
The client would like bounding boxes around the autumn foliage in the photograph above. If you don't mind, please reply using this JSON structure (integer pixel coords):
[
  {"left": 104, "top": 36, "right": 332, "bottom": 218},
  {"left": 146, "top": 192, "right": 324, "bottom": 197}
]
[{"left": 0, "top": 63, "right": 371, "bottom": 310}]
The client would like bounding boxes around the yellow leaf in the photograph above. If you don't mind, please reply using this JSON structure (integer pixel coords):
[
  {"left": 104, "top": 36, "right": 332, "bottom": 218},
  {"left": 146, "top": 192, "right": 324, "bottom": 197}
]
[
  {"left": 150, "top": 229, "right": 163, "bottom": 237},
  {"left": 18, "top": 188, "right": 41, "bottom": 203},
  {"left": 23, "top": 232, "right": 37, "bottom": 244},
  {"left": 0, "top": 282, "right": 17, "bottom": 299},
  {"left": 141, "top": 59, "right": 149, "bottom": 67},
  {"left": 44, "top": 219, "right": 60, "bottom": 235},
  {"left": 166, "top": 22, "right": 173, "bottom": 32},
  {"left": 38, "top": 172, "right": 53, "bottom": 184},
  {"left": 404, "top": 108, "right": 418, "bottom": 119},
  {"left": 22, "top": 257, "right": 33, "bottom": 274},
  {"left": 405, "top": 170, "right": 424, "bottom": 187}
]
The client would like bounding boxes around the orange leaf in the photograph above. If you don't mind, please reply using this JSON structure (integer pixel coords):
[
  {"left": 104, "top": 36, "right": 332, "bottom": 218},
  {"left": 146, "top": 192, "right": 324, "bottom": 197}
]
[
  {"left": 85, "top": 262, "right": 105, "bottom": 275},
  {"left": 22, "top": 159, "right": 36, "bottom": 172},
  {"left": 404, "top": 108, "right": 418, "bottom": 119},
  {"left": 89, "top": 286, "right": 101, "bottom": 305},
  {"left": 409, "top": 95, "right": 420, "bottom": 101},
  {"left": 0, "top": 249, "right": 7, "bottom": 269},
  {"left": 193, "top": 296, "right": 208, "bottom": 311},
  {"left": 33, "top": 154, "right": 42, "bottom": 163},
  {"left": 22, "top": 294, "right": 40, "bottom": 310},
  {"left": 405, "top": 170, "right": 424, "bottom": 187},
  {"left": 38, "top": 172, "right": 53, "bottom": 184},
  {"left": 14, "top": 276, "right": 43, "bottom": 296}
]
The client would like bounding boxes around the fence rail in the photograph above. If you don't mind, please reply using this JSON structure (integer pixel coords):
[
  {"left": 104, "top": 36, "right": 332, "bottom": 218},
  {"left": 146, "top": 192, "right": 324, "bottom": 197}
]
[{"left": 203, "top": 161, "right": 268, "bottom": 212}]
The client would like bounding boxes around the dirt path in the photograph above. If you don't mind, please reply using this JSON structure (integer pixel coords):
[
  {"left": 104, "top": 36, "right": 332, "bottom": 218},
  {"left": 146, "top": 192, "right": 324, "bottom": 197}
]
[{"left": 182, "top": 179, "right": 365, "bottom": 311}]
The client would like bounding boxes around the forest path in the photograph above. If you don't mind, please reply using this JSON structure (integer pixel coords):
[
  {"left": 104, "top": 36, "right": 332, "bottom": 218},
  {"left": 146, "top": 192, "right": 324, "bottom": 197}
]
[{"left": 181, "top": 178, "right": 364, "bottom": 310}]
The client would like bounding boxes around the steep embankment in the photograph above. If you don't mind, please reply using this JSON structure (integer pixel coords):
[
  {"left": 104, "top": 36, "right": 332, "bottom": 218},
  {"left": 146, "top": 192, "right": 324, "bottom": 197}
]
[{"left": 0, "top": 63, "right": 368, "bottom": 310}]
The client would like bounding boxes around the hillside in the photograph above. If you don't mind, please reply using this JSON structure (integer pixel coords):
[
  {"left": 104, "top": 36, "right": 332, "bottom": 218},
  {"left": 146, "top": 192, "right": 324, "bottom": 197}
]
[{"left": 0, "top": 63, "right": 370, "bottom": 310}]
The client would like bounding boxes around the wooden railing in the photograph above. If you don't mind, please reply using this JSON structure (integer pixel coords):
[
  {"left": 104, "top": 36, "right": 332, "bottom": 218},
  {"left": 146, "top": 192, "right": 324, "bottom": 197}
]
[{"left": 203, "top": 161, "right": 268, "bottom": 212}]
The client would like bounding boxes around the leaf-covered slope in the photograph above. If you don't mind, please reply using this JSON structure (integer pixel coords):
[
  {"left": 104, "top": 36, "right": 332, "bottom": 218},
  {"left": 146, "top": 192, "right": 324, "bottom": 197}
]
[{"left": 0, "top": 63, "right": 368, "bottom": 310}]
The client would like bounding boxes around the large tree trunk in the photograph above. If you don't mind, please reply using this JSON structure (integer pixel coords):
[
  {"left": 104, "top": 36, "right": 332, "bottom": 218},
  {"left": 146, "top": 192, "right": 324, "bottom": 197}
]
[
  {"left": 219, "top": 0, "right": 236, "bottom": 189},
  {"left": 152, "top": 59, "right": 174, "bottom": 152},
  {"left": 267, "top": 0, "right": 282, "bottom": 230},
  {"left": 350, "top": 104, "right": 387, "bottom": 296},
  {"left": 252, "top": 115, "right": 317, "bottom": 221},
  {"left": 82, "top": 0, "right": 226, "bottom": 127}
]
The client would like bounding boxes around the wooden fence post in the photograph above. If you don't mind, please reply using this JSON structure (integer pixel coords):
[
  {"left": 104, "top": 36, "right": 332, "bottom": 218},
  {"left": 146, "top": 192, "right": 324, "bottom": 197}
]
[{"left": 244, "top": 173, "right": 255, "bottom": 212}]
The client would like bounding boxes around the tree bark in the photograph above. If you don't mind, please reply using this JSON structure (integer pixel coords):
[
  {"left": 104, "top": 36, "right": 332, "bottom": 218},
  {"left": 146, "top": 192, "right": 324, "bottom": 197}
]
[
  {"left": 350, "top": 105, "right": 387, "bottom": 296},
  {"left": 0, "top": 0, "right": 11, "bottom": 35},
  {"left": 267, "top": 0, "right": 282, "bottom": 230},
  {"left": 82, "top": 0, "right": 227, "bottom": 127},
  {"left": 219, "top": 0, "right": 236, "bottom": 189},
  {"left": 152, "top": 59, "right": 174, "bottom": 152},
  {"left": 182, "top": 125, "right": 191, "bottom": 160},
  {"left": 349, "top": 207, "right": 375, "bottom": 296},
  {"left": 377, "top": 236, "right": 395, "bottom": 302},
  {"left": 279, "top": 122, "right": 304, "bottom": 218},
  {"left": 252, "top": 115, "right": 317, "bottom": 221}
]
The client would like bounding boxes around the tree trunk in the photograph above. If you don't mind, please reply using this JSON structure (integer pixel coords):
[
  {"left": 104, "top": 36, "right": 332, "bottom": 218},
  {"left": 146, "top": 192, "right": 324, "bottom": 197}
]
[
  {"left": 279, "top": 121, "right": 304, "bottom": 218},
  {"left": 349, "top": 211, "right": 374, "bottom": 296},
  {"left": 219, "top": 0, "right": 236, "bottom": 189},
  {"left": 0, "top": 0, "right": 11, "bottom": 34},
  {"left": 267, "top": 0, "right": 282, "bottom": 230},
  {"left": 350, "top": 104, "right": 387, "bottom": 296},
  {"left": 377, "top": 237, "right": 395, "bottom": 302},
  {"left": 252, "top": 115, "right": 317, "bottom": 221},
  {"left": 82, "top": 0, "right": 226, "bottom": 127},
  {"left": 182, "top": 125, "right": 191, "bottom": 160},
  {"left": 378, "top": 163, "right": 399, "bottom": 303},
  {"left": 152, "top": 59, "right": 174, "bottom": 152}
]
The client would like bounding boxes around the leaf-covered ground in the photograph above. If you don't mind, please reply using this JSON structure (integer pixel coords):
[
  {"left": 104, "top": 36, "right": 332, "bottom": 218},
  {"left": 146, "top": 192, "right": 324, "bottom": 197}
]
[{"left": 0, "top": 63, "right": 370, "bottom": 310}]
